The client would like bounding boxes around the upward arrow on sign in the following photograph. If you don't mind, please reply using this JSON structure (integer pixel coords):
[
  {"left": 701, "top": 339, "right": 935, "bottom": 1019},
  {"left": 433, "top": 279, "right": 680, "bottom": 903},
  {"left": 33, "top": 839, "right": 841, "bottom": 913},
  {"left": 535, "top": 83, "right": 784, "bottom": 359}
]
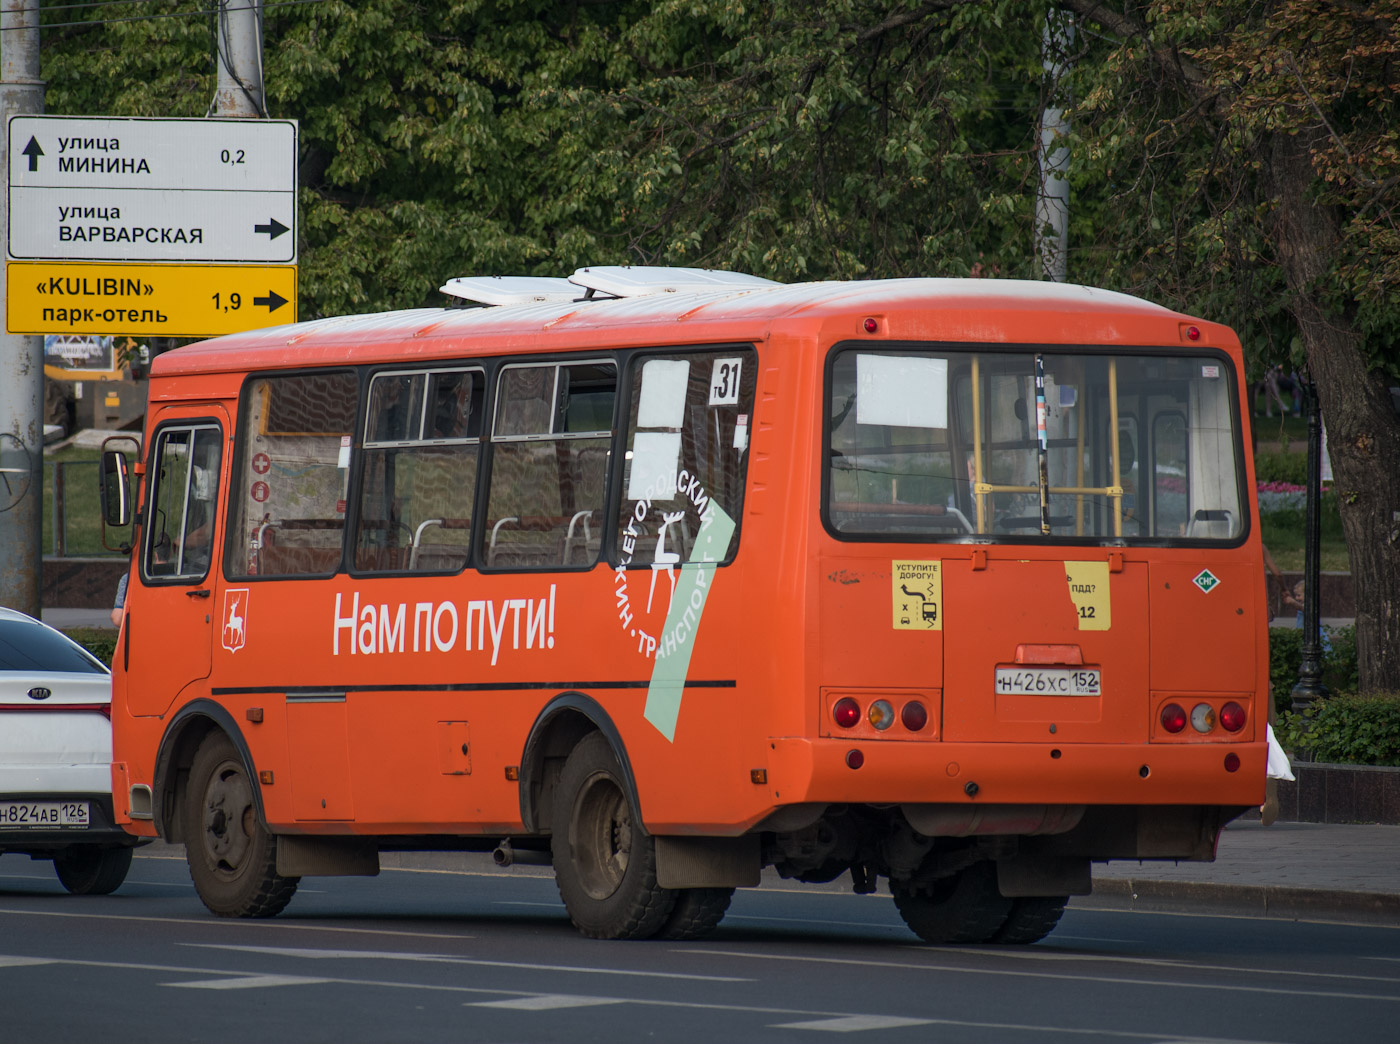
[
  {"left": 254, "top": 218, "right": 289, "bottom": 239},
  {"left": 21, "top": 136, "right": 43, "bottom": 171}
]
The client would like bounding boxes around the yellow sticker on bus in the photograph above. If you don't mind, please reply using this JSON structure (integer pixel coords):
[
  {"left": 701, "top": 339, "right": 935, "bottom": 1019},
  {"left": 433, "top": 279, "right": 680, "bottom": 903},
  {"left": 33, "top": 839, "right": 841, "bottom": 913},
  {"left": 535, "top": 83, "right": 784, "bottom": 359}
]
[{"left": 893, "top": 560, "right": 942, "bottom": 630}]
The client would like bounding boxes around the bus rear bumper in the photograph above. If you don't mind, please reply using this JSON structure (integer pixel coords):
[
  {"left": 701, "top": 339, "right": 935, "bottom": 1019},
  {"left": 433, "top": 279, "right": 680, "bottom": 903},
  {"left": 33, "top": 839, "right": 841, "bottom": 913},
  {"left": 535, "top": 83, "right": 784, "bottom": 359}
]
[{"left": 766, "top": 737, "right": 1267, "bottom": 810}]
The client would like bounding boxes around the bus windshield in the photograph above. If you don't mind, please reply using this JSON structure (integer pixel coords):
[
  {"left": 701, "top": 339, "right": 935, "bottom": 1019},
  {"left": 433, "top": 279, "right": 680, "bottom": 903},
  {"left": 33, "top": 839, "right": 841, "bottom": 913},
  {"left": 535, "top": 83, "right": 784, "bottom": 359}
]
[{"left": 827, "top": 346, "right": 1244, "bottom": 542}]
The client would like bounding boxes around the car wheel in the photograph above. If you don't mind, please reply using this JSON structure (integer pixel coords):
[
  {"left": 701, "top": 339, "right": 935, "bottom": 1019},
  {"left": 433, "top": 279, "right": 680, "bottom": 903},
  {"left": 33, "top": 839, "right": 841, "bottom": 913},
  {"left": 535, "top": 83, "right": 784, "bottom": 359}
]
[{"left": 53, "top": 846, "right": 133, "bottom": 895}]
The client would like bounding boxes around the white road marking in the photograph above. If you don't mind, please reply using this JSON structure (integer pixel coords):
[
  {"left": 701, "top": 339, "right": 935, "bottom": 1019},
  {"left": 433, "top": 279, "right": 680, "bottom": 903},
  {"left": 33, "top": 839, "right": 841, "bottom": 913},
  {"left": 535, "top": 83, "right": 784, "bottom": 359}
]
[
  {"left": 0, "top": 956, "right": 54, "bottom": 968},
  {"left": 773, "top": 1015, "right": 933, "bottom": 1032},
  {"left": 187, "top": 942, "right": 749, "bottom": 982},
  {"left": 470, "top": 993, "right": 624, "bottom": 1010},
  {"left": 0, "top": 953, "right": 1303, "bottom": 1040},
  {"left": 925, "top": 944, "right": 1400, "bottom": 985},
  {"left": 0, "top": 906, "right": 476, "bottom": 942},
  {"left": 165, "top": 974, "right": 331, "bottom": 990},
  {"left": 686, "top": 948, "right": 1400, "bottom": 1003}
]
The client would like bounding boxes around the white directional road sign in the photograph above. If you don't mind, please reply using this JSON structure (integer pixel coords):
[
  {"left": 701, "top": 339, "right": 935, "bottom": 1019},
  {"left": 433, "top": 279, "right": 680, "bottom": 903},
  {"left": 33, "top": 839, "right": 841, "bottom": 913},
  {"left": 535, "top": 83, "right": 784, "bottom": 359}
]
[{"left": 7, "top": 115, "right": 297, "bottom": 264}]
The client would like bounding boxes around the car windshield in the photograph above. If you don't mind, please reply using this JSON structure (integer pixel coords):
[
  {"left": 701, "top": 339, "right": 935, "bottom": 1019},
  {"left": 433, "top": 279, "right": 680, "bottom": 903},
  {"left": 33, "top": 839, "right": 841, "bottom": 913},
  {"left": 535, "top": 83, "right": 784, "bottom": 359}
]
[{"left": 0, "top": 619, "right": 108, "bottom": 675}]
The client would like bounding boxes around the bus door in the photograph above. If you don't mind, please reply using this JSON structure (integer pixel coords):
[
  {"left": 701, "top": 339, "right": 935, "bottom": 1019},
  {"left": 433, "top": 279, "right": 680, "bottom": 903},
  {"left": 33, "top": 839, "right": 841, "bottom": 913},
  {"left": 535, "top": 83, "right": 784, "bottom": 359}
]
[{"left": 125, "top": 408, "right": 229, "bottom": 717}]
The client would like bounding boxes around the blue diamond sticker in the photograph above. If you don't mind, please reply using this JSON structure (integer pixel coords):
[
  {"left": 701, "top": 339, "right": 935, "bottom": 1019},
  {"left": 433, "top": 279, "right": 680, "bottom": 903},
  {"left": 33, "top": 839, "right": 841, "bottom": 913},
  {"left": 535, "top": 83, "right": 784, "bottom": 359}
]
[{"left": 1192, "top": 569, "right": 1221, "bottom": 593}]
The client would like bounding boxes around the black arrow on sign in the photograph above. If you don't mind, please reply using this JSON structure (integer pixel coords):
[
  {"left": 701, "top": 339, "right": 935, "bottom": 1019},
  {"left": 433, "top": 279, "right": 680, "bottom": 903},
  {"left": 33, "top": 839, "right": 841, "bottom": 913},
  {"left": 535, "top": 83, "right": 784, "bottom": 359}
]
[
  {"left": 254, "top": 217, "right": 289, "bottom": 239},
  {"left": 21, "top": 136, "right": 43, "bottom": 171},
  {"left": 254, "top": 290, "right": 288, "bottom": 312}
]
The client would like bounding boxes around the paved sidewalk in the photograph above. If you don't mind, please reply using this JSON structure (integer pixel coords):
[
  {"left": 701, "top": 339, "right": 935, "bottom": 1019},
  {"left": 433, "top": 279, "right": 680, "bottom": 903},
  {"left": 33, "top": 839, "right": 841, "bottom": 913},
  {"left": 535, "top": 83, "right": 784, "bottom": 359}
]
[{"left": 1084, "top": 818, "right": 1400, "bottom": 925}]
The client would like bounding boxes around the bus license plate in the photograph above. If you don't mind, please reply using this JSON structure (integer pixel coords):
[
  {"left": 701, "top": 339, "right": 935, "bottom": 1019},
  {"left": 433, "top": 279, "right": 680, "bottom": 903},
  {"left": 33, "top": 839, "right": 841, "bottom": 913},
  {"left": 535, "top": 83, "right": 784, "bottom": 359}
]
[
  {"left": 994, "top": 667, "right": 1101, "bottom": 696},
  {"left": 0, "top": 801, "right": 90, "bottom": 829}
]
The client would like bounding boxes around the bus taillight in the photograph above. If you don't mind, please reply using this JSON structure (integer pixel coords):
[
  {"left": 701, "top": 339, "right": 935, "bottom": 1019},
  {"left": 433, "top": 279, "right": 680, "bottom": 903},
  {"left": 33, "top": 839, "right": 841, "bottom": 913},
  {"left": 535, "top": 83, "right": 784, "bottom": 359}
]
[
  {"left": 867, "top": 700, "right": 895, "bottom": 730},
  {"left": 1160, "top": 703, "right": 1187, "bottom": 734},
  {"left": 901, "top": 701, "right": 928, "bottom": 732},
  {"left": 1219, "top": 701, "right": 1247, "bottom": 733},
  {"left": 833, "top": 698, "right": 861, "bottom": 729},
  {"left": 1190, "top": 703, "right": 1216, "bottom": 733}
]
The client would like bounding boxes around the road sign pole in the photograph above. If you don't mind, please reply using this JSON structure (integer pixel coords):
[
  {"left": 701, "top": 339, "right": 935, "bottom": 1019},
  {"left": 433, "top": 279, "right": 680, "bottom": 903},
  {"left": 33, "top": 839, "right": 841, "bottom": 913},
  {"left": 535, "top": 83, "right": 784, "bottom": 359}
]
[
  {"left": 1, "top": 0, "right": 47, "bottom": 617},
  {"left": 215, "top": 0, "right": 265, "bottom": 118}
]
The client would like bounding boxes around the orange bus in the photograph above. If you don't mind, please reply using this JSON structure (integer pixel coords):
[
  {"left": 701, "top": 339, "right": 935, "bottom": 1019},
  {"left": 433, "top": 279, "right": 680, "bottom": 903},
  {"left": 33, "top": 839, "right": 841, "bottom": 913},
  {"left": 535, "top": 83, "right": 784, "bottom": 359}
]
[{"left": 100, "top": 268, "right": 1267, "bottom": 943}]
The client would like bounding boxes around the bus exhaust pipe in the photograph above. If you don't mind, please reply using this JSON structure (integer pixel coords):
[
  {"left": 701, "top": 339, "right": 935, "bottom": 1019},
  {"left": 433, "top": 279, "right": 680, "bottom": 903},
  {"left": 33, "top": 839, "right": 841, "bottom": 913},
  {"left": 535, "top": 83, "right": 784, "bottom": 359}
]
[{"left": 493, "top": 841, "right": 553, "bottom": 867}]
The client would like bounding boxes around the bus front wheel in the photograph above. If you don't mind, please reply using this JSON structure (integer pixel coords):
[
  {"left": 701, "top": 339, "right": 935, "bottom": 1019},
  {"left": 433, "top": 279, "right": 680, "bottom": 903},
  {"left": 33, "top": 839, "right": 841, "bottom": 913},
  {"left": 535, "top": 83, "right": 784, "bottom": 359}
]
[
  {"left": 551, "top": 732, "right": 676, "bottom": 939},
  {"left": 183, "top": 732, "right": 299, "bottom": 918}
]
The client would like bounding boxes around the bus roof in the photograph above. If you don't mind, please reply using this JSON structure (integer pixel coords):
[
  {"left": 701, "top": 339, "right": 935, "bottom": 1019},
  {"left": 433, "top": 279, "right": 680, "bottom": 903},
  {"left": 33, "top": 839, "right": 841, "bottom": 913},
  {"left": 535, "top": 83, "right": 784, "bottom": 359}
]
[{"left": 151, "top": 275, "right": 1210, "bottom": 378}]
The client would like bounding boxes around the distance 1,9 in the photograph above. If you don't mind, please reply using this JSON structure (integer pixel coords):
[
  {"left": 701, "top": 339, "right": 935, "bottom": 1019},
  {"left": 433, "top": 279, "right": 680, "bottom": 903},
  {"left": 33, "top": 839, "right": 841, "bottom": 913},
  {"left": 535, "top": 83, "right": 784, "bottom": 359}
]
[{"left": 212, "top": 292, "right": 241, "bottom": 312}]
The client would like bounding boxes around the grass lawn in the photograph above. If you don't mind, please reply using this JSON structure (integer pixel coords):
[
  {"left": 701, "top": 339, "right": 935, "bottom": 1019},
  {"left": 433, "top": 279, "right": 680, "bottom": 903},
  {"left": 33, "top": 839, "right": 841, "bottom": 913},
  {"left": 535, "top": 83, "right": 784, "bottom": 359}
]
[{"left": 42, "top": 445, "right": 134, "bottom": 556}]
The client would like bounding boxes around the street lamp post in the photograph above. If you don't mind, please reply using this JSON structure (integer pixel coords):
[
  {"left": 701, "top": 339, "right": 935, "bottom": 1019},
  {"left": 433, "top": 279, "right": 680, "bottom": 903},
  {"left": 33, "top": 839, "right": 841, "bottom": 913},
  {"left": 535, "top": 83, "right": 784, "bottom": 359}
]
[{"left": 1290, "top": 376, "right": 1329, "bottom": 718}]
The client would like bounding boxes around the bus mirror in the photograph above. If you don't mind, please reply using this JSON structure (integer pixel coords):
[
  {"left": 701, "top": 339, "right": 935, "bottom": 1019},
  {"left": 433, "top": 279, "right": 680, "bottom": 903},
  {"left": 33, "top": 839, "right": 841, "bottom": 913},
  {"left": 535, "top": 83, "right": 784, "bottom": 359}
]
[{"left": 99, "top": 449, "right": 132, "bottom": 528}]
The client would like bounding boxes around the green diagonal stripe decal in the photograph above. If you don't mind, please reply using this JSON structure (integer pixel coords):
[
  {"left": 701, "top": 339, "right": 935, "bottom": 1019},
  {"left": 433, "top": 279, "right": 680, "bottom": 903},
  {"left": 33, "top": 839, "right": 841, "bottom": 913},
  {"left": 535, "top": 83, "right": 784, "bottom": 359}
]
[{"left": 643, "top": 504, "right": 736, "bottom": 741}]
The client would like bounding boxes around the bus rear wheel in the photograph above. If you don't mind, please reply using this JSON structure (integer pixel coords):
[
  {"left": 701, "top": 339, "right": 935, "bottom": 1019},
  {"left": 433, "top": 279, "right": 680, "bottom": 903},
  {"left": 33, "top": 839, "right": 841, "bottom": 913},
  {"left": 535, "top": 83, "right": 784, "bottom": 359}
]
[
  {"left": 990, "top": 895, "right": 1068, "bottom": 945},
  {"left": 551, "top": 732, "right": 676, "bottom": 939},
  {"left": 891, "top": 861, "right": 1011, "bottom": 944},
  {"left": 655, "top": 887, "right": 734, "bottom": 940},
  {"left": 184, "top": 732, "right": 299, "bottom": 918},
  {"left": 53, "top": 846, "right": 132, "bottom": 895}
]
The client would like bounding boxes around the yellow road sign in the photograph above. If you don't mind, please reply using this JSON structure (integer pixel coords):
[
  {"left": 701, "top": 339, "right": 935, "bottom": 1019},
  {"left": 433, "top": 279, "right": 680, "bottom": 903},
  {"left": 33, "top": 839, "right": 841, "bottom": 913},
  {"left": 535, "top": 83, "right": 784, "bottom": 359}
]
[{"left": 6, "top": 261, "right": 297, "bottom": 336}]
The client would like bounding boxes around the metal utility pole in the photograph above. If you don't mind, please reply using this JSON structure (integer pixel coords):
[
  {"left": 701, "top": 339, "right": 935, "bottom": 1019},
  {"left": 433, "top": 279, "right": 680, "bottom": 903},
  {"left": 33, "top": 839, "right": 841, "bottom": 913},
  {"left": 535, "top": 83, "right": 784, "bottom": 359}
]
[
  {"left": 1036, "top": 7, "right": 1074, "bottom": 282},
  {"left": 213, "top": 0, "right": 266, "bottom": 118},
  {"left": 0, "top": 0, "right": 46, "bottom": 617}
]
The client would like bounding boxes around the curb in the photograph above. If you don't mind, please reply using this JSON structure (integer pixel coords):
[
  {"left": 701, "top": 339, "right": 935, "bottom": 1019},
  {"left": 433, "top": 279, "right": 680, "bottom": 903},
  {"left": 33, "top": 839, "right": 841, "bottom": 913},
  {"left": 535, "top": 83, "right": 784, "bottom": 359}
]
[{"left": 1081, "top": 878, "right": 1400, "bottom": 927}]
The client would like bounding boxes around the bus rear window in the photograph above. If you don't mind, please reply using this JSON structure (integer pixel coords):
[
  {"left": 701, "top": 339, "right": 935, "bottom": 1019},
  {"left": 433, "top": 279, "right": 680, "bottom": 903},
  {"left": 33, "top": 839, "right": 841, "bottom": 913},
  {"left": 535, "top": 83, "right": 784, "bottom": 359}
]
[{"left": 827, "top": 347, "right": 1244, "bottom": 542}]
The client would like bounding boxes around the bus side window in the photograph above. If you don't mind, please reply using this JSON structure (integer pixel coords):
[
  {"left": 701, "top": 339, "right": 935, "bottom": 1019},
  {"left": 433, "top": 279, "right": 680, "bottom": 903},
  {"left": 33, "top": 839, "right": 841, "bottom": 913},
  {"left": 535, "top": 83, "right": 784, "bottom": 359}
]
[
  {"left": 226, "top": 371, "right": 359, "bottom": 578},
  {"left": 615, "top": 349, "right": 756, "bottom": 566},
  {"left": 355, "top": 367, "right": 481, "bottom": 574},
  {"left": 483, "top": 362, "right": 616, "bottom": 569}
]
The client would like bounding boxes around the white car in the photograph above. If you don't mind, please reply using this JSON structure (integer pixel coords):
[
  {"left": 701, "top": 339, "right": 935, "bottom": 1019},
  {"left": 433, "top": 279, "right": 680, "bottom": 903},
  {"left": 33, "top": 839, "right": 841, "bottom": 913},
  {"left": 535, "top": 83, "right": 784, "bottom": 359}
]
[{"left": 0, "top": 607, "right": 143, "bottom": 893}]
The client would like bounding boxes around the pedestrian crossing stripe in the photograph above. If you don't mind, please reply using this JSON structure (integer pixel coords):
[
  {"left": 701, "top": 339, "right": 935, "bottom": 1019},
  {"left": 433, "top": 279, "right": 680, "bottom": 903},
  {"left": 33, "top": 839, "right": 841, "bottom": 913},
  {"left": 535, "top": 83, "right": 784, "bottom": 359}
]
[{"left": 470, "top": 994, "right": 625, "bottom": 1010}]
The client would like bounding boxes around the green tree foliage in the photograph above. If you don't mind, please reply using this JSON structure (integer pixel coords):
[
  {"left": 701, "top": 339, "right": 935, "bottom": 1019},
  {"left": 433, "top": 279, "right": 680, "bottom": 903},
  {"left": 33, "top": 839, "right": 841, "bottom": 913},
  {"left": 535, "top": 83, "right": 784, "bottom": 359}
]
[
  {"left": 37, "top": 1, "right": 1400, "bottom": 688},
  {"left": 1057, "top": 1, "right": 1400, "bottom": 691}
]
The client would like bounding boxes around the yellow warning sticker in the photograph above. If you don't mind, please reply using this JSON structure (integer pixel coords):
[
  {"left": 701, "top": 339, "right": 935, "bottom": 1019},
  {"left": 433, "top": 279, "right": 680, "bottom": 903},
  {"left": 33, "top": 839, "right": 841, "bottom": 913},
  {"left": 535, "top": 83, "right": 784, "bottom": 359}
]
[
  {"left": 1064, "top": 561, "right": 1111, "bottom": 631},
  {"left": 893, "top": 560, "right": 942, "bottom": 630}
]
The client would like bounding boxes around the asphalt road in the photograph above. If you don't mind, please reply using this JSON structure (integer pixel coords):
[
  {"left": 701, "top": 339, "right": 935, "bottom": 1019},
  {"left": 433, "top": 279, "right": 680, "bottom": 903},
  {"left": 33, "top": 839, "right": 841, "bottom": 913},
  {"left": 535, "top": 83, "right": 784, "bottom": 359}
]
[{"left": 1, "top": 847, "right": 1396, "bottom": 1043}]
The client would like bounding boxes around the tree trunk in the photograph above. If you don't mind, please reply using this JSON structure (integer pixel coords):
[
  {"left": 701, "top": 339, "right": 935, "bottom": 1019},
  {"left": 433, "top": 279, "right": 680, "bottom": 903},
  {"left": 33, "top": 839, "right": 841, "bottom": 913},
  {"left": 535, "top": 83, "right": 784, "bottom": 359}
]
[{"left": 1265, "top": 130, "right": 1400, "bottom": 693}]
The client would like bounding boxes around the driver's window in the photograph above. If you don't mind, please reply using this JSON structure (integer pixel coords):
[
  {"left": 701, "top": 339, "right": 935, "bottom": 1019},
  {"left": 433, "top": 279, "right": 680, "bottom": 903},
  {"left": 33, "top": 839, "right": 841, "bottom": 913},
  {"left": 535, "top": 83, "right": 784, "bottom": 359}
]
[{"left": 143, "top": 424, "right": 222, "bottom": 581}]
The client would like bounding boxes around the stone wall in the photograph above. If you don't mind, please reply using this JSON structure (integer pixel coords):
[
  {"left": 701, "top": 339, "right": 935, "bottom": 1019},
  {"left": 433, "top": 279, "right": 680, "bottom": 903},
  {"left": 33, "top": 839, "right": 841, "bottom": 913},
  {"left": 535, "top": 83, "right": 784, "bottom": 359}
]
[
  {"left": 1274, "top": 763, "right": 1400, "bottom": 825},
  {"left": 42, "top": 556, "right": 128, "bottom": 609}
]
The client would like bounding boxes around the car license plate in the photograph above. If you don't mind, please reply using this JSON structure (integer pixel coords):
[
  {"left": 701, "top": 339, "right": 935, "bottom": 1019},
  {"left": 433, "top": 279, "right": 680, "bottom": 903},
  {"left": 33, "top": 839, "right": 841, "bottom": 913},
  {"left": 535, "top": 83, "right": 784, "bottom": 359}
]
[
  {"left": 0, "top": 801, "right": 90, "bottom": 829},
  {"left": 995, "top": 667, "right": 1101, "bottom": 696}
]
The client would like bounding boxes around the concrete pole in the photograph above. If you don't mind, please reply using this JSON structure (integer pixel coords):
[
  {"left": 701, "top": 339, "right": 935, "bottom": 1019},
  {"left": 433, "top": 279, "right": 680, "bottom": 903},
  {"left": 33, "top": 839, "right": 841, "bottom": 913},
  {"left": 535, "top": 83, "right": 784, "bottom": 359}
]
[
  {"left": 213, "top": 0, "right": 265, "bottom": 118},
  {"left": 0, "top": 0, "right": 46, "bottom": 617},
  {"left": 1036, "top": 7, "right": 1074, "bottom": 283}
]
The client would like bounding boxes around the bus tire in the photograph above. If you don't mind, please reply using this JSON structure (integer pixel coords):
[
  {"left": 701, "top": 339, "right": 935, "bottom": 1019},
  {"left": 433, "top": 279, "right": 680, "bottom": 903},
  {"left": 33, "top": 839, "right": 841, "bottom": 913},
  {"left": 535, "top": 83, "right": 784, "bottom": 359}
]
[
  {"left": 184, "top": 732, "right": 299, "bottom": 918},
  {"left": 989, "top": 895, "right": 1068, "bottom": 945},
  {"left": 655, "top": 887, "right": 735, "bottom": 940},
  {"left": 551, "top": 732, "right": 676, "bottom": 939},
  {"left": 53, "top": 846, "right": 133, "bottom": 895},
  {"left": 891, "top": 861, "right": 1012, "bottom": 944}
]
